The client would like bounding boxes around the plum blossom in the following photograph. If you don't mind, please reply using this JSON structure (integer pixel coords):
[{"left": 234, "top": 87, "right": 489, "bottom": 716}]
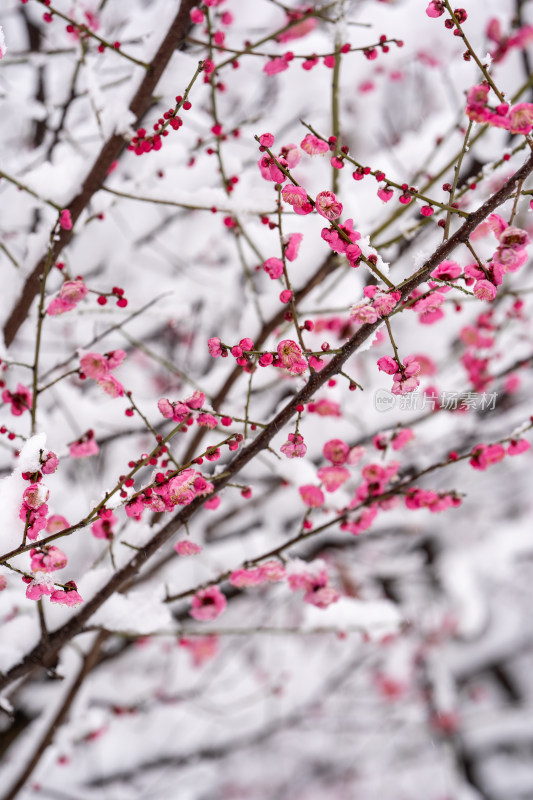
[
  {"left": 47, "top": 515, "right": 69, "bottom": 533},
  {"left": 285, "top": 232, "right": 303, "bottom": 261},
  {"left": 507, "top": 439, "right": 531, "bottom": 455},
  {"left": 350, "top": 302, "right": 379, "bottom": 325},
  {"left": 69, "top": 430, "right": 99, "bottom": 458},
  {"left": 377, "top": 186, "right": 394, "bottom": 203},
  {"left": 378, "top": 355, "right": 420, "bottom": 395},
  {"left": 300, "top": 134, "right": 329, "bottom": 155},
  {"left": 158, "top": 398, "right": 190, "bottom": 423},
  {"left": 25, "top": 575, "right": 53, "bottom": 601},
  {"left": 190, "top": 586, "right": 227, "bottom": 621},
  {"left": 91, "top": 510, "right": 117, "bottom": 539},
  {"left": 174, "top": 540, "right": 203, "bottom": 555},
  {"left": 431, "top": 261, "right": 462, "bottom": 281},
  {"left": 41, "top": 451, "right": 59, "bottom": 474},
  {"left": 23, "top": 483, "right": 49, "bottom": 509},
  {"left": 299, "top": 484, "right": 325, "bottom": 507},
  {"left": 280, "top": 432, "right": 307, "bottom": 458},
  {"left": 426, "top": 1, "right": 444, "bottom": 17},
  {"left": 229, "top": 567, "right": 265, "bottom": 588},
  {"left": 50, "top": 581, "right": 83, "bottom": 607},
  {"left": 320, "top": 218, "right": 361, "bottom": 257},
  {"left": 286, "top": 559, "right": 340, "bottom": 609},
  {"left": 179, "top": 635, "right": 219, "bottom": 667},
  {"left": 263, "top": 257, "right": 284, "bottom": 279},
  {"left": 323, "top": 439, "right": 350, "bottom": 465},
  {"left": 315, "top": 190, "right": 343, "bottom": 220},
  {"left": 80, "top": 352, "right": 110, "bottom": 379},
  {"left": 473, "top": 280, "right": 497, "bottom": 302},
  {"left": 259, "top": 132, "right": 274, "bottom": 147},
  {"left": 470, "top": 443, "right": 506, "bottom": 470},
  {"left": 97, "top": 374, "right": 124, "bottom": 397},
  {"left": 263, "top": 56, "right": 289, "bottom": 76},
  {"left": 47, "top": 280, "right": 88, "bottom": 316},
  {"left": 208, "top": 337, "right": 223, "bottom": 357},
  {"left": 258, "top": 154, "right": 287, "bottom": 183},
  {"left": 281, "top": 184, "right": 313, "bottom": 215},
  {"left": 30, "top": 546, "right": 67, "bottom": 572},
  {"left": 405, "top": 489, "right": 461, "bottom": 512},
  {"left": 508, "top": 103, "right": 533, "bottom": 134},
  {"left": 2, "top": 383, "right": 32, "bottom": 416},
  {"left": 59, "top": 209, "right": 72, "bottom": 230},
  {"left": 277, "top": 340, "right": 307, "bottom": 374},
  {"left": 317, "top": 465, "right": 350, "bottom": 492}
]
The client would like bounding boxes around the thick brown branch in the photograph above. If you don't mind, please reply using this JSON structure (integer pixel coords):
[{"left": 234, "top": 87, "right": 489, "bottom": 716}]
[{"left": 3, "top": 0, "right": 197, "bottom": 348}]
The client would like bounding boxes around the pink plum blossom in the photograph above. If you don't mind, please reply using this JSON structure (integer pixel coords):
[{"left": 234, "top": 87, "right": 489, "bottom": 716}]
[
  {"left": 190, "top": 586, "right": 227, "bottom": 621},
  {"left": 285, "top": 233, "right": 303, "bottom": 261},
  {"left": 473, "top": 280, "right": 497, "bottom": 301},
  {"left": 91, "top": 510, "right": 117, "bottom": 539},
  {"left": 281, "top": 184, "right": 313, "bottom": 215},
  {"left": 280, "top": 432, "right": 307, "bottom": 458},
  {"left": 315, "top": 190, "right": 343, "bottom": 220},
  {"left": 69, "top": 430, "right": 99, "bottom": 458},
  {"left": 263, "top": 257, "right": 284, "bottom": 279},
  {"left": 179, "top": 635, "right": 219, "bottom": 667},
  {"left": 317, "top": 465, "right": 350, "bottom": 492},
  {"left": 97, "top": 374, "right": 124, "bottom": 398},
  {"left": 299, "top": 484, "right": 325, "bottom": 507},
  {"left": 277, "top": 340, "right": 307, "bottom": 374},
  {"left": 507, "top": 439, "right": 531, "bottom": 455},
  {"left": 323, "top": 439, "right": 350, "bottom": 465},
  {"left": 2, "top": 383, "right": 32, "bottom": 416},
  {"left": 300, "top": 134, "right": 329, "bottom": 155},
  {"left": 30, "top": 546, "right": 67, "bottom": 572},
  {"left": 174, "top": 540, "right": 203, "bottom": 555},
  {"left": 59, "top": 209, "right": 72, "bottom": 230},
  {"left": 50, "top": 581, "right": 83, "bottom": 607},
  {"left": 263, "top": 57, "right": 289, "bottom": 76},
  {"left": 41, "top": 451, "right": 59, "bottom": 474}
]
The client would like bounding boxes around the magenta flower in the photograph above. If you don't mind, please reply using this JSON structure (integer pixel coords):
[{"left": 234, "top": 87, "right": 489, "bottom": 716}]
[
  {"left": 285, "top": 232, "right": 302, "bottom": 261},
  {"left": 174, "top": 540, "right": 203, "bottom": 555},
  {"left": 508, "top": 102, "right": 533, "bottom": 134},
  {"left": 281, "top": 184, "right": 313, "bottom": 215},
  {"left": 97, "top": 374, "right": 124, "bottom": 398},
  {"left": 315, "top": 190, "right": 343, "bottom": 220},
  {"left": 323, "top": 439, "right": 350, "bottom": 465},
  {"left": 300, "top": 134, "right": 329, "bottom": 155},
  {"left": 259, "top": 132, "right": 274, "bottom": 147},
  {"left": 50, "top": 581, "right": 83, "bottom": 607},
  {"left": 190, "top": 586, "right": 227, "bottom": 621},
  {"left": 91, "top": 510, "right": 117, "bottom": 540},
  {"left": 317, "top": 466, "right": 350, "bottom": 492},
  {"left": 2, "top": 383, "right": 33, "bottom": 416},
  {"left": 263, "top": 257, "right": 284, "bottom": 280},
  {"left": 263, "top": 57, "right": 289, "bottom": 76},
  {"left": 280, "top": 432, "right": 306, "bottom": 458},
  {"left": 299, "top": 484, "right": 325, "bottom": 507},
  {"left": 69, "top": 430, "right": 99, "bottom": 458},
  {"left": 59, "top": 209, "right": 72, "bottom": 230},
  {"left": 473, "top": 280, "right": 497, "bottom": 302},
  {"left": 208, "top": 337, "right": 223, "bottom": 357},
  {"left": 277, "top": 339, "right": 307, "bottom": 374},
  {"left": 30, "top": 545, "right": 67, "bottom": 573}
]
